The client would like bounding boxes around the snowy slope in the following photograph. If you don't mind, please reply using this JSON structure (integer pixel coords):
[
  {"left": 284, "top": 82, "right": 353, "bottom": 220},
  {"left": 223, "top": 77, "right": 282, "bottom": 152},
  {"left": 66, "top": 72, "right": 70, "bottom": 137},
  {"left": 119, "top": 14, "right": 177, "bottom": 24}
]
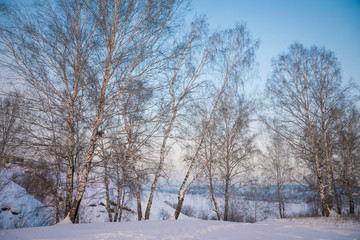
[
  {"left": 1, "top": 217, "right": 359, "bottom": 240},
  {"left": 0, "top": 168, "right": 192, "bottom": 230},
  {"left": 0, "top": 170, "right": 53, "bottom": 230}
]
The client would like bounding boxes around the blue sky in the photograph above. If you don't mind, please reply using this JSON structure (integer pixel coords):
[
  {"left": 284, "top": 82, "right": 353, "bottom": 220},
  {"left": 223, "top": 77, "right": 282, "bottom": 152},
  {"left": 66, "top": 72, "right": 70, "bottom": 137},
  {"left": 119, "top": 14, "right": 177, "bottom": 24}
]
[
  {"left": 3, "top": 0, "right": 359, "bottom": 93},
  {"left": 191, "top": 0, "right": 360, "bottom": 91}
]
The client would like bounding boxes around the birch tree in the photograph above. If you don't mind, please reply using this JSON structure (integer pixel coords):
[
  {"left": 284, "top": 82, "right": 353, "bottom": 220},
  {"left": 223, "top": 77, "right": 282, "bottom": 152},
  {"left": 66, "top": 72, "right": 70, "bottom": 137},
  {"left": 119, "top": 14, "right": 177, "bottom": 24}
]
[
  {"left": 195, "top": 91, "right": 256, "bottom": 221},
  {"left": 100, "top": 136, "right": 137, "bottom": 222},
  {"left": 261, "top": 132, "right": 293, "bottom": 218},
  {"left": 144, "top": 16, "right": 217, "bottom": 220},
  {"left": 67, "top": 0, "right": 185, "bottom": 222},
  {"left": 1, "top": 0, "right": 186, "bottom": 222},
  {"left": 217, "top": 94, "right": 256, "bottom": 221},
  {"left": 203, "top": 109, "right": 222, "bottom": 220},
  {"left": 266, "top": 43, "right": 345, "bottom": 216},
  {"left": 120, "top": 84, "right": 153, "bottom": 221},
  {"left": 334, "top": 107, "right": 360, "bottom": 214},
  {"left": 0, "top": 0, "right": 97, "bottom": 219},
  {"left": 173, "top": 24, "right": 259, "bottom": 219},
  {"left": 308, "top": 46, "right": 344, "bottom": 211}
]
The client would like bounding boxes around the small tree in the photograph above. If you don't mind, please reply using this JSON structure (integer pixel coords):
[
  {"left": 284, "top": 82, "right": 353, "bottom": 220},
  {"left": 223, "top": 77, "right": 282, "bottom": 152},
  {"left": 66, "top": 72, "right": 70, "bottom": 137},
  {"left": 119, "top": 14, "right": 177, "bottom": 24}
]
[
  {"left": 334, "top": 107, "right": 360, "bottom": 214},
  {"left": 261, "top": 131, "right": 293, "bottom": 218},
  {"left": 219, "top": 95, "right": 256, "bottom": 221}
]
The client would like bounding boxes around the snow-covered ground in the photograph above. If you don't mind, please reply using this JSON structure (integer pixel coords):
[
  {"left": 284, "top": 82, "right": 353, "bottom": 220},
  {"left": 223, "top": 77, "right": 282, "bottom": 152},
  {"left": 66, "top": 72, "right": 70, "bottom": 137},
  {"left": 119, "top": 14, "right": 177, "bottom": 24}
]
[
  {"left": 0, "top": 168, "right": 194, "bottom": 229},
  {"left": 1, "top": 217, "right": 359, "bottom": 240},
  {"left": 1, "top": 167, "right": 360, "bottom": 239}
]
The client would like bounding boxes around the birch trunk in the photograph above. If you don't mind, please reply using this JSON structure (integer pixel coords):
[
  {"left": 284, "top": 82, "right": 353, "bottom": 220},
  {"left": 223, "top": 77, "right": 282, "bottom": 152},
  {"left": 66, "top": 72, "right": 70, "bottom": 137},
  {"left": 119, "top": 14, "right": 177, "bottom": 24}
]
[
  {"left": 209, "top": 175, "right": 221, "bottom": 220},
  {"left": 280, "top": 182, "right": 286, "bottom": 218},
  {"left": 129, "top": 143, "right": 143, "bottom": 221},
  {"left": 64, "top": 110, "right": 75, "bottom": 217},
  {"left": 208, "top": 160, "right": 221, "bottom": 220},
  {"left": 309, "top": 124, "right": 330, "bottom": 216},
  {"left": 223, "top": 133, "right": 230, "bottom": 221},
  {"left": 68, "top": 118, "right": 101, "bottom": 222},
  {"left": 174, "top": 193, "right": 185, "bottom": 220},
  {"left": 119, "top": 188, "right": 127, "bottom": 222},
  {"left": 277, "top": 181, "right": 283, "bottom": 218},
  {"left": 305, "top": 93, "right": 330, "bottom": 216},
  {"left": 223, "top": 177, "right": 230, "bottom": 221},
  {"left": 346, "top": 119, "right": 355, "bottom": 214},
  {"left": 331, "top": 168, "right": 342, "bottom": 214},
  {"left": 204, "top": 128, "right": 221, "bottom": 220},
  {"left": 321, "top": 116, "right": 333, "bottom": 211},
  {"left": 103, "top": 158, "right": 113, "bottom": 222},
  {"left": 144, "top": 114, "right": 176, "bottom": 220},
  {"left": 345, "top": 151, "right": 355, "bottom": 214},
  {"left": 55, "top": 160, "right": 62, "bottom": 223}
]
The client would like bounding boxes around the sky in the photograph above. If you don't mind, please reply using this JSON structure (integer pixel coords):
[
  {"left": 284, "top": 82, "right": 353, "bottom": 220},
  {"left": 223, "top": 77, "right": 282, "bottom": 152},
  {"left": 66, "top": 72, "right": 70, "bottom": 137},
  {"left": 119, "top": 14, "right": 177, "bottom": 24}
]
[
  {"left": 2, "top": 0, "right": 359, "bottom": 92},
  {"left": 190, "top": 0, "right": 360, "bottom": 92}
]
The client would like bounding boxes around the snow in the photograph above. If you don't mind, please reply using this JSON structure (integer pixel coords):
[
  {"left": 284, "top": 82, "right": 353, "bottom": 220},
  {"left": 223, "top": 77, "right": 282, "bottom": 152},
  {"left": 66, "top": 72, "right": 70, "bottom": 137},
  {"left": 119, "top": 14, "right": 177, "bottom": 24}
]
[
  {"left": 0, "top": 168, "right": 193, "bottom": 230},
  {"left": 55, "top": 215, "right": 72, "bottom": 225},
  {"left": 1, "top": 217, "right": 359, "bottom": 240},
  {"left": 179, "top": 189, "right": 184, "bottom": 199},
  {"left": 0, "top": 170, "right": 53, "bottom": 230},
  {"left": 1, "top": 168, "right": 360, "bottom": 239}
]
